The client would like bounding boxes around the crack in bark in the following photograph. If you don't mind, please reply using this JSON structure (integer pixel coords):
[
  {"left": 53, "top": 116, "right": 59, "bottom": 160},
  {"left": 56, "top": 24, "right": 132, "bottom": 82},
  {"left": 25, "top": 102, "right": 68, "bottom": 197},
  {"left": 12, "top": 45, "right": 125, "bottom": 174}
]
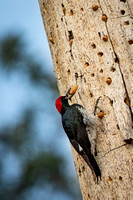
[
  {"left": 98, "top": 0, "right": 133, "bottom": 126},
  {"left": 101, "top": 143, "right": 126, "bottom": 158},
  {"left": 127, "top": 0, "right": 133, "bottom": 16},
  {"left": 110, "top": 14, "right": 130, "bottom": 19}
]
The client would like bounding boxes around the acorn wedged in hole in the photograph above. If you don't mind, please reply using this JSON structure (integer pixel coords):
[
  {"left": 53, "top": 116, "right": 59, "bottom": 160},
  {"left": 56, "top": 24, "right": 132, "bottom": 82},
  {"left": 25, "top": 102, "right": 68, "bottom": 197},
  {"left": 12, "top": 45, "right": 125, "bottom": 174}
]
[
  {"left": 69, "top": 85, "right": 78, "bottom": 95},
  {"left": 97, "top": 111, "right": 104, "bottom": 118}
]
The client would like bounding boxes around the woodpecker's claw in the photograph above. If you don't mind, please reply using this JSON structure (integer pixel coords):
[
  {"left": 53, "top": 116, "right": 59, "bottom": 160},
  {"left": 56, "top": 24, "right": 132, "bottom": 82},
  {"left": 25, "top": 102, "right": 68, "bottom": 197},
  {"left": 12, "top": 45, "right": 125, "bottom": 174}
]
[{"left": 94, "top": 96, "right": 103, "bottom": 115}]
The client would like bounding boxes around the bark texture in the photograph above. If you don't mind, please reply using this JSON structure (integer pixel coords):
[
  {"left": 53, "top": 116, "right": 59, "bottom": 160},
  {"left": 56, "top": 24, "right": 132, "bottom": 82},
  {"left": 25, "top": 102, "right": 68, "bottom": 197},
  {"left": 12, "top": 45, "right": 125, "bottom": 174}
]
[{"left": 38, "top": 0, "right": 133, "bottom": 199}]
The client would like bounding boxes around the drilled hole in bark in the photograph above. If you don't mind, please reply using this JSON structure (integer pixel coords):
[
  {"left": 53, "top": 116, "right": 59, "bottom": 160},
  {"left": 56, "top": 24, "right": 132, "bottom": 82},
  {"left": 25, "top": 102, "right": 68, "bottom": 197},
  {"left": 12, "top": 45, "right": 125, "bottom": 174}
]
[
  {"left": 61, "top": 18, "right": 63, "bottom": 22},
  {"left": 119, "top": 176, "right": 123, "bottom": 181},
  {"left": 114, "top": 54, "right": 119, "bottom": 64},
  {"left": 67, "top": 69, "right": 71, "bottom": 75},
  {"left": 90, "top": 92, "right": 93, "bottom": 98},
  {"left": 68, "top": 30, "right": 74, "bottom": 40},
  {"left": 61, "top": 4, "right": 66, "bottom": 15},
  {"left": 108, "top": 176, "right": 112, "bottom": 182},
  {"left": 125, "top": 138, "right": 133, "bottom": 144},
  {"left": 91, "top": 43, "right": 96, "bottom": 49},
  {"left": 98, "top": 32, "right": 101, "bottom": 38},
  {"left": 82, "top": 166, "right": 85, "bottom": 171},
  {"left": 49, "top": 37, "right": 54, "bottom": 44},
  {"left": 124, "top": 96, "right": 130, "bottom": 107},
  {"left": 120, "top": 0, "right": 126, "bottom": 2},
  {"left": 98, "top": 52, "right": 103, "bottom": 57},
  {"left": 110, "top": 67, "right": 116, "bottom": 72},
  {"left": 117, "top": 124, "right": 120, "bottom": 130},
  {"left": 100, "top": 69, "right": 103, "bottom": 73},
  {"left": 84, "top": 62, "right": 89, "bottom": 68},
  {"left": 70, "top": 50, "right": 73, "bottom": 58},
  {"left": 106, "top": 77, "right": 112, "bottom": 85},
  {"left": 92, "top": 4, "right": 98, "bottom": 11},
  {"left": 80, "top": 8, "right": 84, "bottom": 11},
  {"left": 69, "top": 39, "right": 73, "bottom": 45},
  {"left": 102, "top": 14, "right": 108, "bottom": 22},
  {"left": 79, "top": 168, "right": 81, "bottom": 176},
  {"left": 75, "top": 72, "right": 78, "bottom": 79},
  {"left": 91, "top": 73, "right": 95, "bottom": 77},
  {"left": 121, "top": 10, "right": 125, "bottom": 15},
  {"left": 124, "top": 21, "right": 129, "bottom": 25},
  {"left": 70, "top": 9, "right": 73, "bottom": 16},
  {"left": 97, "top": 112, "right": 104, "bottom": 118},
  {"left": 128, "top": 40, "right": 133, "bottom": 45},
  {"left": 62, "top": 7, "right": 66, "bottom": 15},
  {"left": 102, "top": 35, "right": 108, "bottom": 42},
  {"left": 110, "top": 100, "right": 113, "bottom": 106}
]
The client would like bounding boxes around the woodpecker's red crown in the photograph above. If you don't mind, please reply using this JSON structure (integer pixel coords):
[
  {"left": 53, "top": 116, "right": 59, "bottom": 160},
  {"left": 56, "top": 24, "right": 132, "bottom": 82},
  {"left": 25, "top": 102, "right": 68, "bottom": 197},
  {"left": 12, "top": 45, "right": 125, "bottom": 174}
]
[
  {"left": 55, "top": 96, "right": 63, "bottom": 114},
  {"left": 55, "top": 86, "right": 78, "bottom": 114}
]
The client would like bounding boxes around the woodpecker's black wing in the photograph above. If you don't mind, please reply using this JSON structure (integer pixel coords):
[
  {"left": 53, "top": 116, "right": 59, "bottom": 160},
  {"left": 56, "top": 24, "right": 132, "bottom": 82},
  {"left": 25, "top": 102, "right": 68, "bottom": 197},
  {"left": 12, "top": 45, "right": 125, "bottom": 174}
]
[{"left": 61, "top": 104, "right": 101, "bottom": 181}]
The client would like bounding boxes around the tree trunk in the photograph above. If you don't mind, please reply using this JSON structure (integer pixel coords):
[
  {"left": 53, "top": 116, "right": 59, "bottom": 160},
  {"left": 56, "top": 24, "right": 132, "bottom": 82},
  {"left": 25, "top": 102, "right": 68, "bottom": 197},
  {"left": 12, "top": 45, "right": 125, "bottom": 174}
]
[{"left": 38, "top": 0, "right": 133, "bottom": 199}]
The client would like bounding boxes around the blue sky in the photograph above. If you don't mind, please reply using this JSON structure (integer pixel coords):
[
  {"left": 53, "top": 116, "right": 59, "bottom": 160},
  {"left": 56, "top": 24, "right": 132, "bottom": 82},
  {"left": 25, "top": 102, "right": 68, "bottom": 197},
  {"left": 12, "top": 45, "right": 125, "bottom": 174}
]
[
  {"left": 0, "top": 0, "right": 54, "bottom": 126},
  {"left": 0, "top": 1, "right": 80, "bottom": 199},
  {"left": 0, "top": 0, "right": 74, "bottom": 157},
  {"left": 0, "top": 0, "right": 53, "bottom": 69},
  {"left": 0, "top": 0, "right": 73, "bottom": 158}
]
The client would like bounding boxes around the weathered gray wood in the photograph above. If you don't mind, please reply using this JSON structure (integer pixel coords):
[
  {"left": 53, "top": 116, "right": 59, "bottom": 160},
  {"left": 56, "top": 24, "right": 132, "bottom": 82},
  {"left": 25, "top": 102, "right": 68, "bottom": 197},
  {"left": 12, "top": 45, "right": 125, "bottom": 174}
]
[{"left": 38, "top": 0, "right": 133, "bottom": 199}]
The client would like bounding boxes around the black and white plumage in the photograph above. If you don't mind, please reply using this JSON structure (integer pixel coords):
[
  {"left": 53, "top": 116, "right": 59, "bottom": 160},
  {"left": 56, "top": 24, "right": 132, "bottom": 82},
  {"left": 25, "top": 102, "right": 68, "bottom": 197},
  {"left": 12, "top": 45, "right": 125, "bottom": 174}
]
[{"left": 55, "top": 95, "right": 101, "bottom": 181}]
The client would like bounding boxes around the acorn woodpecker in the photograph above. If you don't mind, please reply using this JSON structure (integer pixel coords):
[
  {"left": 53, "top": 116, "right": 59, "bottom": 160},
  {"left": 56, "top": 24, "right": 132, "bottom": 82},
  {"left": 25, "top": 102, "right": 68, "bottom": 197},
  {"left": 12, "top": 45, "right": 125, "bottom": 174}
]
[{"left": 55, "top": 87, "right": 101, "bottom": 182}]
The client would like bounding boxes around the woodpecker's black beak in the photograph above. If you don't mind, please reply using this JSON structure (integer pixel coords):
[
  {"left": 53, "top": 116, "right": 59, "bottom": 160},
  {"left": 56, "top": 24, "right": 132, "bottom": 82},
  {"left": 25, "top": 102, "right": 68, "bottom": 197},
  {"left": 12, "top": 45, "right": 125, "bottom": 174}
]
[{"left": 65, "top": 88, "right": 73, "bottom": 100}]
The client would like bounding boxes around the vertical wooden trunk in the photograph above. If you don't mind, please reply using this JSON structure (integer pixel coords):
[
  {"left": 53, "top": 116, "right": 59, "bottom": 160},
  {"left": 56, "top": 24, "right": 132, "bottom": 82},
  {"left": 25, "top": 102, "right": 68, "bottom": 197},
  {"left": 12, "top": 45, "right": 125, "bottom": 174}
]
[{"left": 38, "top": 0, "right": 133, "bottom": 199}]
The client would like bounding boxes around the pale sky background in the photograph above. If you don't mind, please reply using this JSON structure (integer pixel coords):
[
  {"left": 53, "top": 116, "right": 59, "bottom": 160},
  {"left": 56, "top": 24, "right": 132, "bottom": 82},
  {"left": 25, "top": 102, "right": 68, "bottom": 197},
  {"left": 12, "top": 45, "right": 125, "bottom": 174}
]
[
  {"left": 0, "top": 0, "right": 53, "bottom": 125},
  {"left": 0, "top": 1, "right": 79, "bottom": 199}
]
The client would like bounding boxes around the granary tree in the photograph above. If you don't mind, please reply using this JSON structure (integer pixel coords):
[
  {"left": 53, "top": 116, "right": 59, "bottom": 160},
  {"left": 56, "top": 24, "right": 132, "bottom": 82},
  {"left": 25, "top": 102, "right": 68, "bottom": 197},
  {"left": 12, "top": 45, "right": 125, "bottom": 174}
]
[{"left": 38, "top": 0, "right": 133, "bottom": 199}]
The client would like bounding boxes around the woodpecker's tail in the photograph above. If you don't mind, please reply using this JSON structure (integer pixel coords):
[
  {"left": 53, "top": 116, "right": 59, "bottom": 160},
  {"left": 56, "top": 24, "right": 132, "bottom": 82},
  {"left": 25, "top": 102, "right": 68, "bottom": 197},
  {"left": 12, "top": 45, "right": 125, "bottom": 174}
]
[
  {"left": 82, "top": 152, "right": 101, "bottom": 182},
  {"left": 89, "top": 154, "right": 101, "bottom": 182}
]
